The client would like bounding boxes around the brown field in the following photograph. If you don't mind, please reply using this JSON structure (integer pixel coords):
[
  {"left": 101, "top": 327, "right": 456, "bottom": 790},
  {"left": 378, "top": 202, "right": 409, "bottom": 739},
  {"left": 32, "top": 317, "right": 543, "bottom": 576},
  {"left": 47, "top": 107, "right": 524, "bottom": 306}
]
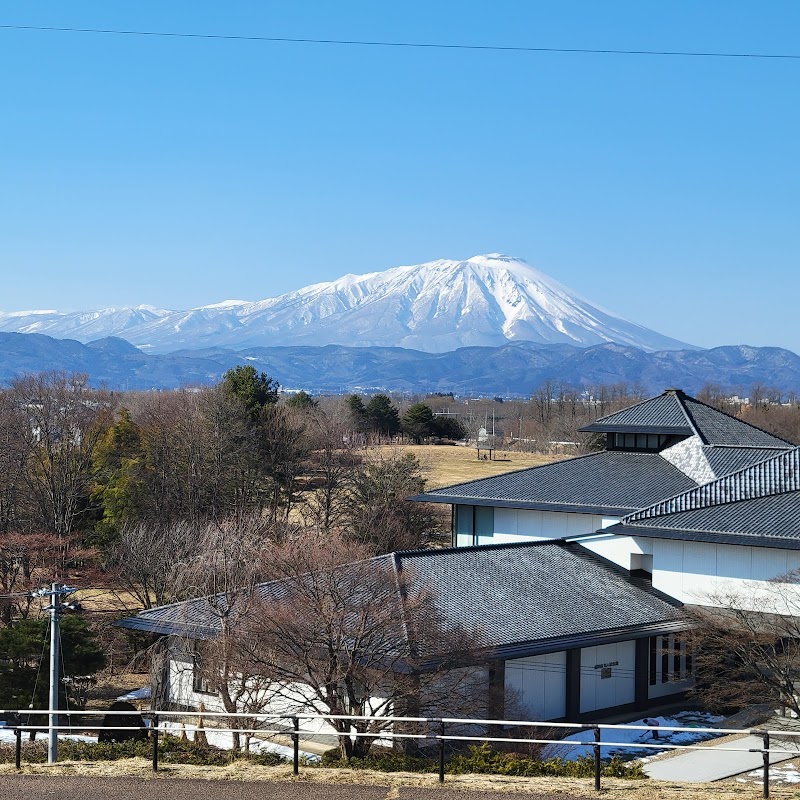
[
  {"left": 0, "top": 760, "right": 791, "bottom": 799},
  {"left": 377, "top": 444, "right": 564, "bottom": 489}
]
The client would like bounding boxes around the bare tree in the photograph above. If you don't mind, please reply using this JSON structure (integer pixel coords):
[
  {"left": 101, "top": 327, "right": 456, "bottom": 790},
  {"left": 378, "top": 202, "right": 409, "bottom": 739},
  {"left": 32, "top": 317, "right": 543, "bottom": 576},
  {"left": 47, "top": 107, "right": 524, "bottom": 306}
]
[
  {"left": 10, "top": 372, "right": 115, "bottom": 538},
  {"left": 235, "top": 529, "right": 483, "bottom": 759},
  {"left": 106, "top": 520, "right": 201, "bottom": 610},
  {"left": 687, "top": 575, "right": 800, "bottom": 717}
]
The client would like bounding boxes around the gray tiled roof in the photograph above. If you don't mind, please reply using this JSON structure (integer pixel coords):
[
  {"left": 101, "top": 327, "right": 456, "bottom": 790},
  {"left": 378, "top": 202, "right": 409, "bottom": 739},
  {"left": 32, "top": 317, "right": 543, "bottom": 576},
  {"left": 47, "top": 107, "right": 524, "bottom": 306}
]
[
  {"left": 613, "top": 447, "right": 800, "bottom": 547},
  {"left": 703, "top": 446, "right": 788, "bottom": 477},
  {"left": 398, "top": 541, "right": 683, "bottom": 655},
  {"left": 619, "top": 492, "right": 800, "bottom": 544},
  {"left": 119, "top": 541, "right": 685, "bottom": 657},
  {"left": 681, "top": 397, "right": 790, "bottom": 447},
  {"left": 580, "top": 389, "right": 792, "bottom": 448},
  {"left": 581, "top": 392, "right": 693, "bottom": 434},
  {"left": 412, "top": 451, "right": 699, "bottom": 514},
  {"left": 626, "top": 447, "right": 800, "bottom": 523}
]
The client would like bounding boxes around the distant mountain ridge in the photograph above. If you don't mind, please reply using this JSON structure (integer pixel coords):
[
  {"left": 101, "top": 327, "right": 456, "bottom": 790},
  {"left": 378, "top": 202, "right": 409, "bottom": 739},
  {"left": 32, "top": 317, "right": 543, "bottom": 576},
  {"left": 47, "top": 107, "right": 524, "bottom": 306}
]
[
  {"left": 0, "top": 331, "right": 797, "bottom": 396},
  {"left": 0, "top": 254, "right": 692, "bottom": 353}
]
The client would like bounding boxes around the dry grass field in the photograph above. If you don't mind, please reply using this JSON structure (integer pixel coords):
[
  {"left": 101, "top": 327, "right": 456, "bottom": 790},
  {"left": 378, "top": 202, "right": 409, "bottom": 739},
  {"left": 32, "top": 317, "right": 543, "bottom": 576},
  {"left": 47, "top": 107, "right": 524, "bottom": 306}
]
[{"left": 377, "top": 444, "right": 565, "bottom": 490}]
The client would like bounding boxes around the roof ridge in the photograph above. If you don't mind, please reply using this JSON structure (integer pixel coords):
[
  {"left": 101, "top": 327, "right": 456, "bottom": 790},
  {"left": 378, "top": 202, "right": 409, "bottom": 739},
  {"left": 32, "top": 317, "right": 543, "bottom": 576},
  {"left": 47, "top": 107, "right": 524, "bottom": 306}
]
[
  {"left": 396, "top": 538, "right": 565, "bottom": 558},
  {"left": 682, "top": 394, "right": 795, "bottom": 447},
  {"left": 672, "top": 392, "right": 704, "bottom": 443},
  {"left": 588, "top": 390, "right": 675, "bottom": 425},
  {"left": 624, "top": 446, "right": 800, "bottom": 524}
]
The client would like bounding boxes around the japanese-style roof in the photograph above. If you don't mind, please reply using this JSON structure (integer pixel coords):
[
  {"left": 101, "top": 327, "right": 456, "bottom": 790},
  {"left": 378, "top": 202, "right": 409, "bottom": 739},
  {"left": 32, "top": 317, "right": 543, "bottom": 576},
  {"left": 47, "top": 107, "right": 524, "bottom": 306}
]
[
  {"left": 580, "top": 389, "right": 792, "bottom": 448},
  {"left": 397, "top": 541, "right": 684, "bottom": 658},
  {"left": 117, "top": 541, "right": 685, "bottom": 659},
  {"left": 613, "top": 447, "right": 800, "bottom": 548},
  {"left": 703, "top": 446, "right": 791, "bottom": 477},
  {"left": 410, "top": 451, "right": 699, "bottom": 515}
]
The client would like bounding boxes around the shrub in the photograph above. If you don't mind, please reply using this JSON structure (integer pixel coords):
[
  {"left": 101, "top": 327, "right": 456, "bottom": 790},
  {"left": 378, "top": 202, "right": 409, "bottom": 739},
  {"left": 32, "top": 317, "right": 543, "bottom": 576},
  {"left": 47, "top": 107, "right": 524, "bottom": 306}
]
[
  {"left": 319, "top": 742, "right": 646, "bottom": 779},
  {"left": 0, "top": 733, "right": 288, "bottom": 767}
]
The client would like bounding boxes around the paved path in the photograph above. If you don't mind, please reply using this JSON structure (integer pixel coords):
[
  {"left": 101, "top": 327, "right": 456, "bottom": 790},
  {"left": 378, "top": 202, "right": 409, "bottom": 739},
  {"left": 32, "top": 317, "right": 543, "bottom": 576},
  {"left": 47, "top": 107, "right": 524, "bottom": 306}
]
[
  {"left": 644, "top": 734, "right": 800, "bottom": 783},
  {"left": 0, "top": 776, "right": 586, "bottom": 800}
]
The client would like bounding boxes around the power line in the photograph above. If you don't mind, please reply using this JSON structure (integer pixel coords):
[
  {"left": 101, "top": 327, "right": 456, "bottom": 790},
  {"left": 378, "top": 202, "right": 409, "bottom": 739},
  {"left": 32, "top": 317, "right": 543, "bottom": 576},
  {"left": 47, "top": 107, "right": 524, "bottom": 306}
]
[{"left": 1, "top": 23, "right": 799, "bottom": 61}]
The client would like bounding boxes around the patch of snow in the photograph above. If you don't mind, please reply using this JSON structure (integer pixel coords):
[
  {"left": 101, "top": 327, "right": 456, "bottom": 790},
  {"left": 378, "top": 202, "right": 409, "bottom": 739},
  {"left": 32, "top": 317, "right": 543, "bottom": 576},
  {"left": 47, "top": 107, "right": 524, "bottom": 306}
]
[
  {"left": 116, "top": 687, "right": 151, "bottom": 702},
  {"left": 159, "top": 720, "right": 319, "bottom": 761},
  {"left": 546, "top": 712, "right": 726, "bottom": 761}
]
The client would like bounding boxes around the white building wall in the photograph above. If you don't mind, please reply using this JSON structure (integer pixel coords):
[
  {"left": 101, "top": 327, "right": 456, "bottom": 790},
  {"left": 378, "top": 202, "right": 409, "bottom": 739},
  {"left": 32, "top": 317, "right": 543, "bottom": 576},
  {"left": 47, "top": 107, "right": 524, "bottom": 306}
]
[
  {"left": 578, "top": 532, "right": 644, "bottom": 569},
  {"left": 485, "top": 509, "right": 618, "bottom": 545},
  {"left": 579, "top": 642, "right": 636, "bottom": 714},
  {"left": 505, "top": 652, "right": 566, "bottom": 720},
  {"left": 649, "top": 538, "right": 800, "bottom": 609}
]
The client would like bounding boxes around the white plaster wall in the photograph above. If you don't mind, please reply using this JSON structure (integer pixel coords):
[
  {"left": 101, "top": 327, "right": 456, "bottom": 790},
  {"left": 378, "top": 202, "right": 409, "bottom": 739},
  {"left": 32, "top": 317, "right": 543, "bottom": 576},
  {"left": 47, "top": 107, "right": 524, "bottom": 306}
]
[
  {"left": 578, "top": 531, "right": 644, "bottom": 569},
  {"left": 486, "top": 509, "right": 617, "bottom": 545},
  {"left": 505, "top": 652, "right": 566, "bottom": 720},
  {"left": 166, "top": 659, "right": 369, "bottom": 737},
  {"left": 579, "top": 642, "right": 636, "bottom": 714},
  {"left": 649, "top": 538, "right": 800, "bottom": 609}
]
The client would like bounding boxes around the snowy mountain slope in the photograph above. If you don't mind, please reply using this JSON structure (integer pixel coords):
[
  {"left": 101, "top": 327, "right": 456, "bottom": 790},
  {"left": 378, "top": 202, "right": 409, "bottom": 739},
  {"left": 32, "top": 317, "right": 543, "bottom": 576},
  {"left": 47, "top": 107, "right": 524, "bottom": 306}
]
[{"left": 0, "top": 254, "right": 693, "bottom": 353}]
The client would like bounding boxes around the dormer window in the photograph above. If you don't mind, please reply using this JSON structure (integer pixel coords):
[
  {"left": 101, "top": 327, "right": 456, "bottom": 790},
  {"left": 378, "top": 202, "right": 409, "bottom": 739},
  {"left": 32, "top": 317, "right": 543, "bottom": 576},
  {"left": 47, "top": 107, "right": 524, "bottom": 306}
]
[{"left": 608, "top": 433, "right": 672, "bottom": 451}]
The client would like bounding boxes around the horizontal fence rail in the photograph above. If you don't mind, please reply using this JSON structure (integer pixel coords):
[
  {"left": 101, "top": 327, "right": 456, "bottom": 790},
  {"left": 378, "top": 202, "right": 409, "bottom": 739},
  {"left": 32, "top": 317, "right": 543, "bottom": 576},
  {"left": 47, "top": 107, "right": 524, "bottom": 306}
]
[{"left": 2, "top": 709, "right": 798, "bottom": 797}]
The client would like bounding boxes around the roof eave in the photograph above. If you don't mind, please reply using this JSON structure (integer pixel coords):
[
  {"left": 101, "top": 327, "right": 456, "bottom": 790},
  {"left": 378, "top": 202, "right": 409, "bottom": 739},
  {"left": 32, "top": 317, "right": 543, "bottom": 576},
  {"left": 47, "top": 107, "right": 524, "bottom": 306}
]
[
  {"left": 612, "top": 524, "right": 800, "bottom": 550},
  {"left": 484, "top": 620, "right": 690, "bottom": 661},
  {"left": 114, "top": 616, "right": 219, "bottom": 639},
  {"left": 408, "top": 495, "right": 634, "bottom": 516},
  {"left": 578, "top": 424, "right": 693, "bottom": 435}
]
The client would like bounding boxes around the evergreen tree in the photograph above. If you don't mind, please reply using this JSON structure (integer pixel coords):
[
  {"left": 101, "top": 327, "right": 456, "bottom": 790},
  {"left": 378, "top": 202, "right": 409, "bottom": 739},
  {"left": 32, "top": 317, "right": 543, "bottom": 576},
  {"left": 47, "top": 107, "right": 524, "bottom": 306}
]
[
  {"left": 220, "top": 366, "right": 279, "bottom": 419},
  {"left": 365, "top": 395, "right": 401, "bottom": 437},
  {"left": 402, "top": 402, "right": 436, "bottom": 443},
  {"left": 285, "top": 390, "right": 318, "bottom": 411},
  {"left": 0, "top": 616, "right": 106, "bottom": 709}
]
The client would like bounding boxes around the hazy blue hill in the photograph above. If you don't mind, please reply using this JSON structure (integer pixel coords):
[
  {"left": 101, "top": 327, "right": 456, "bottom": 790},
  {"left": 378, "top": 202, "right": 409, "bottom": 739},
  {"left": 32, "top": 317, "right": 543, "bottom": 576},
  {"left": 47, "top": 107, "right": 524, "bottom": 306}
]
[{"left": 1, "top": 332, "right": 799, "bottom": 395}]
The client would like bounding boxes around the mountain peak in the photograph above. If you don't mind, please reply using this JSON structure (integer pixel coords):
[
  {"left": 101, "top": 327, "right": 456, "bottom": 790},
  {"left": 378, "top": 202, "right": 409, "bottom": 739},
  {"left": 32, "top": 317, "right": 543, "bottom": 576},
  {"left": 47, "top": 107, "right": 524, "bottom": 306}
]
[{"left": 0, "top": 255, "right": 694, "bottom": 354}]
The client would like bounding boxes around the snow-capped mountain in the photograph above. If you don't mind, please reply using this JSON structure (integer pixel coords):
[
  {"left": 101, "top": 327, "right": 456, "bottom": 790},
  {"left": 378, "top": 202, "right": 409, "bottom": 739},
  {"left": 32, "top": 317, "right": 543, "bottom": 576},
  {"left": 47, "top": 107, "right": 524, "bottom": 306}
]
[{"left": 0, "top": 254, "right": 692, "bottom": 353}]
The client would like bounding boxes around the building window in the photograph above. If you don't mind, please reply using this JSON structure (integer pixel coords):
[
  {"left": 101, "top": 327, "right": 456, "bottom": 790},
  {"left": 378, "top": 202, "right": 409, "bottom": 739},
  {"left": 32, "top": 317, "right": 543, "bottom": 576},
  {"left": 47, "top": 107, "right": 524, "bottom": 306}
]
[
  {"left": 192, "top": 650, "right": 215, "bottom": 695},
  {"left": 649, "top": 635, "right": 691, "bottom": 685},
  {"left": 454, "top": 505, "right": 494, "bottom": 547},
  {"left": 608, "top": 433, "right": 674, "bottom": 452}
]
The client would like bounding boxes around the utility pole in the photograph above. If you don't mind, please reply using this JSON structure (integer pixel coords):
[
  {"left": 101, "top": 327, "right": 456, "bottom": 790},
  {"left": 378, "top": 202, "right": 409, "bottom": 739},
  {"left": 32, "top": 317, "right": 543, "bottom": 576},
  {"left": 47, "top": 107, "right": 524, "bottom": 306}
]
[
  {"left": 48, "top": 582, "right": 60, "bottom": 765},
  {"left": 33, "top": 583, "right": 76, "bottom": 764}
]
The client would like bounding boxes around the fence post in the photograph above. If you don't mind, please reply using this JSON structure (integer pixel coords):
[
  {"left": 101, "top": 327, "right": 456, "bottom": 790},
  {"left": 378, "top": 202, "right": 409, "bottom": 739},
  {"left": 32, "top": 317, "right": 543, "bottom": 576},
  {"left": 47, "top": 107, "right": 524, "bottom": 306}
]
[
  {"left": 292, "top": 716, "right": 299, "bottom": 776},
  {"left": 762, "top": 731, "right": 770, "bottom": 800},
  {"left": 15, "top": 726, "right": 21, "bottom": 770},
  {"left": 593, "top": 727, "right": 601, "bottom": 792},
  {"left": 151, "top": 714, "right": 159, "bottom": 772},
  {"left": 439, "top": 720, "right": 446, "bottom": 784}
]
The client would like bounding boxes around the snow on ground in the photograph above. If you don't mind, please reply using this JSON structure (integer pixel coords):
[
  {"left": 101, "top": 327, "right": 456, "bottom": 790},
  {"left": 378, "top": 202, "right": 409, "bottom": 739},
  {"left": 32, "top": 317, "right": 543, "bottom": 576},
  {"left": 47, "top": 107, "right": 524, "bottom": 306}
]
[
  {"left": 159, "top": 720, "right": 319, "bottom": 761},
  {"left": 0, "top": 724, "right": 97, "bottom": 744},
  {"left": 738, "top": 765, "right": 800, "bottom": 785},
  {"left": 545, "top": 712, "right": 726, "bottom": 761},
  {"left": 115, "top": 687, "right": 151, "bottom": 702}
]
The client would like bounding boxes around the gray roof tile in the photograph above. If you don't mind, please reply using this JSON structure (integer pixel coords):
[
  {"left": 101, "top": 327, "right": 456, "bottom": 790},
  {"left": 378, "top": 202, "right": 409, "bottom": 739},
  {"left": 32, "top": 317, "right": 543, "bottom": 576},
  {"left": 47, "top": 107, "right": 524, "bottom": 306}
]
[
  {"left": 580, "top": 389, "right": 792, "bottom": 448},
  {"left": 581, "top": 392, "right": 693, "bottom": 434},
  {"left": 398, "top": 542, "right": 683, "bottom": 653},
  {"left": 626, "top": 447, "right": 800, "bottom": 523},
  {"left": 703, "top": 446, "right": 788, "bottom": 477},
  {"left": 413, "top": 451, "right": 698, "bottom": 513},
  {"left": 119, "top": 542, "right": 684, "bottom": 656}
]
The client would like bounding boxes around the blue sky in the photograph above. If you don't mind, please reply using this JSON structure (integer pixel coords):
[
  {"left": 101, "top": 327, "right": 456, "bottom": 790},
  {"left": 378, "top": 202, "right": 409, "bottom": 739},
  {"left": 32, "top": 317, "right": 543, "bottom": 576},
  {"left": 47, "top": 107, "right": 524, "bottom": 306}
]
[{"left": 1, "top": 2, "right": 798, "bottom": 350}]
